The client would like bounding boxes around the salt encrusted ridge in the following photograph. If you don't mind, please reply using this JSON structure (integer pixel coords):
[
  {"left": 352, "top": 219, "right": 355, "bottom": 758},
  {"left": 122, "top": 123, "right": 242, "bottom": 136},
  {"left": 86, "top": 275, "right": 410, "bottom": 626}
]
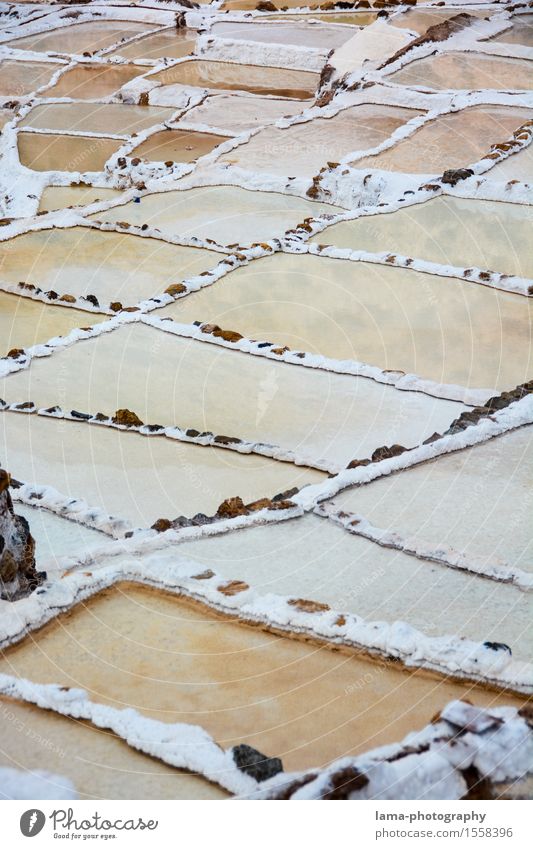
[
  {"left": 1, "top": 402, "right": 336, "bottom": 474},
  {"left": 317, "top": 503, "right": 533, "bottom": 591},
  {"left": 294, "top": 393, "right": 533, "bottom": 508},
  {"left": 253, "top": 700, "right": 533, "bottom": 799},
  {"left": 142, "top": 313, "right": 490, "bottom": 405},
  {"left": 0, "top": 544, "right": 530, "bottom": 691},
  {"left": 10, "top": 479, "right": 129, "bottom": 539},
  {"left": 0, "top": 672, "right": 257, "bottom": 797}
]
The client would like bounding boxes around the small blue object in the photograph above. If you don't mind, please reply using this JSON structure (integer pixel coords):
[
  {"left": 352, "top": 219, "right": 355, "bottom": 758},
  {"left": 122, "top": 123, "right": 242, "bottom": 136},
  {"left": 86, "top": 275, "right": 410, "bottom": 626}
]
[{"left": 133, "top": 196, "right": 141, "bottom": 204}]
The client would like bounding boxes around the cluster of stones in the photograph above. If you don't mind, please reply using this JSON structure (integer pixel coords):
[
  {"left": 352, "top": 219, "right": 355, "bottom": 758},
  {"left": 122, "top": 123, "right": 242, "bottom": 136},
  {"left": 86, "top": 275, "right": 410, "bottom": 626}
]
[
  {"left": 149, "top": 490, "right": 298, "bottom": 535},
  {"left": 0, "top": 468, "right": 44, "bottom": 601},
  {"left": 345, "top": 380, "right": 533, "bottom": 469}
]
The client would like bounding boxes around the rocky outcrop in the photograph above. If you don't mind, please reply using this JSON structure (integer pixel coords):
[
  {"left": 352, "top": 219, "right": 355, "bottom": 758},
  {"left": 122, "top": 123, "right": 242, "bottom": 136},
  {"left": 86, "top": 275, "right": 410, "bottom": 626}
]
[{"left": 0, "top": 469, "right": 44, "bottom": 601}]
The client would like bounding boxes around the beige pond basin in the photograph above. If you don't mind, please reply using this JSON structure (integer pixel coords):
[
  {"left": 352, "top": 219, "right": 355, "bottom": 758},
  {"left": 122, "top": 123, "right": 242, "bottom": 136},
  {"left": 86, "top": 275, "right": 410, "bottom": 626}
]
[
  {"left": 210, "top": 20, "right": 354, "bottom": 49},
  {"left": 222, "top": 0, "right": 324, "bottom": 9},
  {"left": 17, "top": 131, "right": 121, "bottom": 172},
  {"left": 488, "top": 14, "right": 533, "bottom": 48},
  {"left": 0, "top": 227, "right": 220, "bottom": 308},
  {"left": 158, "top": 253, "right": 533, "bottom": 391},
  {"left": 219, "top": 104, "right": 423, "bottom": 178},
  {"left": 45, "top": 64, "right": 148, "bottom": 100},
  {"left": 487, "top": 145, "right": 533, "bottom": 183},
  {"left": 353, "top": 104, "right": 532, "bottom": 174},
  {"left": 7, "top": 21, "right": 157, "bottom": 55},
  {"left": 0, "top": 699, "right": 226, "bottom": 799},
  {"left": 150, "top": 60, "right": 319, "bottom": 99},
  {"left": 0, "top": 292, "right": 103, "bottom": 355},
  {"left": 183, "top": 93, "right": 308, "bottom": 134},
  {"left": 0, "top": 585, "right": 525, "bottom": 775},
  {"left": 269, "top": 12, "right": 377, "bottom": 25},
  {"left": 21, "top": 102, "right": 176, "bottom": 135},
  {"left": 174, "top": 513, "right": 532, "bottom": 661},
  {"left": 389, "top": 52, "right": 533, "bottom": 91},
  {"left": 110, "top": 29, "right": 197, "bottom": 61},
  {"left": 311, "top": 196, "right": 533, "bottom": 279},
  {"left": 15, "top": 503, "right": 107, "bottom": 569},
  {"left": 389, "top": 7, "right": 488, "bottom": 35},
  {"left": 39, "top": 185, "right": 122, "bottom": 213},
  {"left": 131, "top": 128, "right": 230, "bottom": 163},
  {"left": 333, "top": 425, "right": 533, "bottom": 576},
  {"left": 0, "top": 60, "right": 57, "bottom": 96},
  {"left": 0, "top": 414, "right": 323, "bottom": 528},
  {"left": 1, "top": 322, "right": 464, "bottom": 470},
  {"left": 93, "top": 186, "right": 342, "bottom": 246}
]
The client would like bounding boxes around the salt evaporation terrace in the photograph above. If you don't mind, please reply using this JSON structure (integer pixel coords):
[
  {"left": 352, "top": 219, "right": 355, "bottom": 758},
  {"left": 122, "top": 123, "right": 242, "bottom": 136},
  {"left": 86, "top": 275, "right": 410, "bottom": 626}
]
[{"left": 0, "top": 0, "right": 532, "bottom": 803}]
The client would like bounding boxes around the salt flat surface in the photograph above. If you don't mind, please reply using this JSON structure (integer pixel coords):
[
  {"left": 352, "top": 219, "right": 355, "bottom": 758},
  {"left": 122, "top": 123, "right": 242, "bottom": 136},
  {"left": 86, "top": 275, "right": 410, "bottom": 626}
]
[
  {"left": 311, "top": 196, "right": 533, "bottom": 279},
  {"left": 0, "top": 585, "right": 522, "bottom": 772},
  {"left": 1, "top": 322, "right": 466, "bottom": 469},
  {"left": 151, "top": 60, "right": 319, "bottom": 99},
  {"left": 0, "top": 291, "right": 103, "bottom": 354},
  {"left": 0, "top": 60, "right": 56, "bottom": 95},
  {"left": 94, "top": 186, "right": 342, "bottom": 246},
  {"left": 132, "top": 128, "right": 231, "bottom": 163},
  {"left": 45, "top": 64, "right": 148, "bottom": 100},
  {"left": 218, "top": 104, "right": 423, "bottom": 178},
  {"left": 0, "top": 414, "right": 323, "bottom": 527},
  {"left": 21, "top": 102, "right": 177, "bottom": 135},
  {"left": 160, "top": 253, "right": 533, "bottom": 390},
  {"left": 17, "top": 131, "right": 121, "bottom": 172},
  {"left": 174, "top": 513, "right": 532, "bottom": 661},
  {"left": 0, "top": 228, "right": 220, "bottom": 307},
  {"left": 0, "top": 698, "right": 226, "bottom": 799},
  {"left": 39, "top": 186, "right": 122, "bottom": 212},
  {"left": 15, "top": 503, "right": 107, "bottom": 567},
  {"left": 210, "top": 20, "right": 354, "bottom": 49},
  {"left": 110, "top": 29, "right": 196, "bottom": 61},
  {"left": 183, "top": 93, "right": 308, "bottom": 134},
  {"left": 389, "top": 52, "right": 533, "bottom": 91},
  {"left": 354, "top": 105, "right": 532, "bottom": 174},
  {"left": 333, "top": 425, "right": 533, "bottom": 575},
  {"left": 7, "top": 20, "right": 157, "bottom": 55}
]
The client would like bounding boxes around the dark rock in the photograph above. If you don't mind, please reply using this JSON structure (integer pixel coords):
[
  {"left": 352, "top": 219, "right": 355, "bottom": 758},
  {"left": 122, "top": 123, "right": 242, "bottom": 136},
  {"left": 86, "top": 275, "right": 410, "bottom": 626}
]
[
  {"left": 232, "top": 743, "right": 283, "bottom": 782},
  {"left": 70, "top": 410, "right": 91, "bottom": 420},
  {"left": 272, "top": 487, "right": 299, "bottom": 502},
  {"left": 483, "top": 641, "right": 512, "bottom": 655},
  {"left": 191, "top": 513, "right": 212, "bottom": 526},
  {"left": 441, "top": 168, "right": 474, "bottom": 186},
  {"left": 1, "top": 469, "right": 45, "bottom": 601}
]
